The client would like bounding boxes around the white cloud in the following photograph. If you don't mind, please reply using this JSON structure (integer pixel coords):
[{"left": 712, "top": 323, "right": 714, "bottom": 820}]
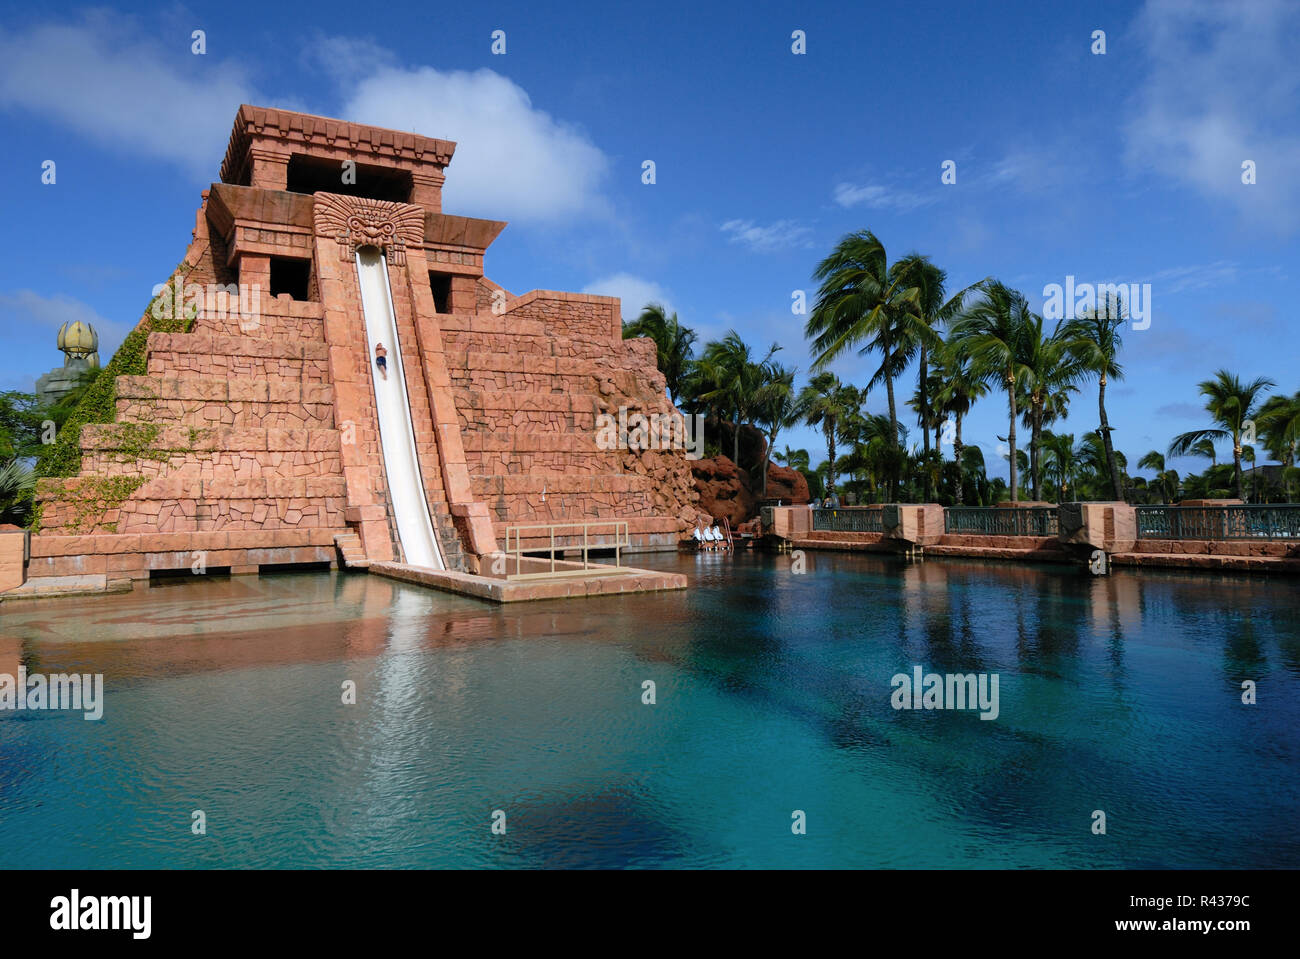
[
  {"left": 1149, "top": 261, "right": 1239, "bottom": 295},
  {"left": 0, "top": 13, "right": 261, "bottom": 178},
  {"left": 1125, "top": 0, "right": 1300, "bottom": 232},
  {"left": 581, "top": 273, "right": 672, "bottom": 321},
  {"left": 342, "top": 66, "right": 609, "bottom": 223},
  {"left": 0, "top": 289, "right": 128, "bottom": 358},
  {"left": 719, "top": 218, "right": 814, "bottom": 253},
  {"left": 832, "top": 181, "right": 934, "bottom": 212},
  {"left": 0, "top": 19, "right": 608, "bottom": 225},
  {"left": 299, "top": 35, "right": 398, "bottom": 85}
]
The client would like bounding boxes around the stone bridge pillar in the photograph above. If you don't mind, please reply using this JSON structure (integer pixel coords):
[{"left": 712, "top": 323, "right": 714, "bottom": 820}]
[
  {"left": 883, "top": 504, "right": 946, "bottom": 548},
  {"left": 1058, "top": 502, "right": 1137, "bottom": 556},
  {"left": 0, "top": 525, "right": 27, "bottom": 593}
]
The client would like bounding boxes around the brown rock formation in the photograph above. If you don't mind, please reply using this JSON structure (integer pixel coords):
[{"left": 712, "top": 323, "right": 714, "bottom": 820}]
[{"left": 691, "top": 455, "right": 810, "bottom": 525}]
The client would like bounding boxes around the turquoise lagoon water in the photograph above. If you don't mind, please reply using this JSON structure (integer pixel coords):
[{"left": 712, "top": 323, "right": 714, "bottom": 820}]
[{"left": 1, "top": 551, "right": 1297, "bottom": 869}]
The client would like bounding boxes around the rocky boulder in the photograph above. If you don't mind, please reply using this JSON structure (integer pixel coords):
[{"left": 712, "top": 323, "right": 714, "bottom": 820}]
[{"left": 691, "top": 456, "right": 811, "bottom": 525}]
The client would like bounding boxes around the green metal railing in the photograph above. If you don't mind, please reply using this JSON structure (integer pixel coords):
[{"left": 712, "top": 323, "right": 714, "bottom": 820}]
[
  {"left": 1135, "top": 505, "right": 1300, "bottom": 541},
  {"left": 944, "top": 506, "right": 1059, "bottom": 536},
  {"left": 812, "top": 507, "right": 884, "bottom": 533}
]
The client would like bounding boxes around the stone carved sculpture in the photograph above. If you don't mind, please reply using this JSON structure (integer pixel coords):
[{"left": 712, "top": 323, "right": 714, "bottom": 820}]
[{"left": 314, "top": 194, "right": 424, "bottom": 266}]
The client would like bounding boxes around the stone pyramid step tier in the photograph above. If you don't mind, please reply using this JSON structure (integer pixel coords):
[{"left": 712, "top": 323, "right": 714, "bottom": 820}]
[
  {"left": 146, "top": 332, "right": 331, "bottom": 383},
  {"left": 115, "top": 376, "right": 335, "bottom": 429}
]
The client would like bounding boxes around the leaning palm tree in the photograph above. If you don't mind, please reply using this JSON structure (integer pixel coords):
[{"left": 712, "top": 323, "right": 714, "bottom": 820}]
[
  {"left": 948, "top": 281, "right": 1033, "bottom": 502},
  {"left": 1168, "top": 369, "right": 1276, "bottom": 501},
  {"left": 799, "top": 372, "right": 858, "bottom": 496},
  {"left": 623, "top": 303, "right": 697, "bottom": 406},
  {"left": 1062, "top": 293, "right": 1127, "bottom": 499},
  {"left": 806, "top": 231, "right": 929, "bottom": 499}
]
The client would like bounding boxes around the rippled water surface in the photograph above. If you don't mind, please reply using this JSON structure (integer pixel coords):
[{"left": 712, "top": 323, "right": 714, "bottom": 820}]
[{"left": 2, "top": 552, "right": 1297, "bottom": 868}]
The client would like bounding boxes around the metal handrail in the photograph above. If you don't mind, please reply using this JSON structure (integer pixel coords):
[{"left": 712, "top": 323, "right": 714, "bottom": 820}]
[
  {"left": 944, "top": 506, "right": 1059, "bottom": 536},
  {"left": 811, "top": 506, "right": 884, "bottom": 533},
  {"left": 1135, "top": 504, "right": 1300, "bottom": 541},
  {"left": 501, "top": 520, "right": 630, "bottom": 580}
]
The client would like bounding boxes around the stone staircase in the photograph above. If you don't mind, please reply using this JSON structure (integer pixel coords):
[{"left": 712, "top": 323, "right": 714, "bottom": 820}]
[{"left": 333, "top": 531, "right": 369, "bottom": 569}]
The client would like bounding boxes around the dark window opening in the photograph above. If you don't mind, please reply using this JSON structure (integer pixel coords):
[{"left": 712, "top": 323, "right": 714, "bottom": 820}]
[
  {"left": 150, "top": 567, "right": 231, "bottom": 583},
  {"left": 429, "top": 272, "right": 452, "bottom": 314},
  {"left": 259, "top": 562, "right": 333, "bottom": 575},
  {"left": 270, "top": 257, "right": 312, "bottom": 301},
  {"left": 285, "top": 154, "right": 413, "bottom": 202}
]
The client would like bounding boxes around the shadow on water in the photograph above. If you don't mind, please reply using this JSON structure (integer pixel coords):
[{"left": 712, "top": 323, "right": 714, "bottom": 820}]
[{"left": 494, "top": 786, "right": 698, "bottom": 869}]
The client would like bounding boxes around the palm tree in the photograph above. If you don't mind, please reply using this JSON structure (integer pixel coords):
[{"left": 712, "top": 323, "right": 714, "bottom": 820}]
[
  {"left": 933, "top": 347, "right": 989, "bottom": 506},
  {"left": 698, "top": 331, "right": 780, "bottom": 468},
  {"left": 799, "top": 372, "right": 858, "bottom": 496},
  {"left": 1183, "top": 463, "right": 1234, "bottom": 500},
  {"left": 1243, "top": 445, "right": 1259, "bottom": 502},
  {"left": 907, "top": 367, "right": 945, "bottom": 489},
  {"left": 1041, "top": 431, "right": 1078, "bottom": 502},
  {"left": 1018, "top": 314, "right": 1080, "bottom": 501},
  {"left": 1258, "top": 390, "right": 1300, "bottom": 501},
  {"left": 773, "top": 445, "right": 811, "bottom": 473},
  {"left": 1062, "top": 294, "right": 1127, "bottom": 500},
  {"left": 1060, "top": 291, "right": 1133, "bottom": 496},
  {"left": 948, "top": 281, "right": 1033, "bottom": 502},
  {"left": 0, "top": 458, "right": 36, "bottom": 526},
  {"left": 961, "top": 445, "right": 990, "bottom": 505},
  {"left": 806, "top": 231, "right": 930, "bottom": 499},
  {"left": 753, "top": 363, "right": 806, "bottom": 497},
  {"left": 1074, "top": 432, "right": 1117, "bottom": 499},
  {"left": 891, "top": 254, "right": 984, "bottom": 500},
  {"left": 1137, "top": 450, "right": 1180, "bottom": 504},
  {"left": 1186, "top": 436, "right": 1217, "bottom": 467},
  {"left": 839, "top": 411, "right": 905, "bottom": 503},
  {"left": 1168, "top": 369, "right": 1276, "bottom": 500},
  {"left": 623, "top": 303, "right": 697, "bottom": 406}
]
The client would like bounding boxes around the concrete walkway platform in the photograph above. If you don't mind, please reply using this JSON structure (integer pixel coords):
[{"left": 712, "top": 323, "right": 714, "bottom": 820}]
[{"left": 369, "top": 560, "right": 687, "bottom": 603}]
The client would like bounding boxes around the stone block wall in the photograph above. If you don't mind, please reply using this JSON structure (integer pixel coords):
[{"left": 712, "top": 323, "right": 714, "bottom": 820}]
[{"left": 443, "top": 292, "right": 700, "bottom": 551}]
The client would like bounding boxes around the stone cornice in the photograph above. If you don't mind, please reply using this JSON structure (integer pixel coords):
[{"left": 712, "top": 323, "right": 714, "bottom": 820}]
[{"left": 221, "top": 104, "right": 456, "bottom": 184}]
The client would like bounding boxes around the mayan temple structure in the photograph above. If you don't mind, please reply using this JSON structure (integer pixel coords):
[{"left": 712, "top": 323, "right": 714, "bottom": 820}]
[{"left": 20, "top": 105, "right": 700, "bottom": 594}]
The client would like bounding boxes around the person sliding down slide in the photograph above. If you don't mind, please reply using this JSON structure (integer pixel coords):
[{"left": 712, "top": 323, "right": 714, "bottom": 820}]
[{"left": 374, "top": 343, "right": 388, "bottom": 380}]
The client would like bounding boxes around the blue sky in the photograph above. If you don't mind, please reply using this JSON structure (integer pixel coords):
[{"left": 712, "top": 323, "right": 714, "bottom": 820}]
[{"left": 1, "top": 0, "right": 1296, "bottom": 481}]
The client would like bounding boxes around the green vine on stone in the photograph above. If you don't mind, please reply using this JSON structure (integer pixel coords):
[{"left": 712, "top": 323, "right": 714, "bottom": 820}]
[
  {"left": 36, "top": 262, "right": 195, "bottom": 479},
  {"left": 48, "top": 475, "right": 148, "bottom": 534}
]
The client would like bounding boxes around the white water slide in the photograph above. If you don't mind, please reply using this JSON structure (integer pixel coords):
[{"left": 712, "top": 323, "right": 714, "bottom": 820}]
[{"left": 354, "top": 246, "right": 445, "bottom": 570}]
